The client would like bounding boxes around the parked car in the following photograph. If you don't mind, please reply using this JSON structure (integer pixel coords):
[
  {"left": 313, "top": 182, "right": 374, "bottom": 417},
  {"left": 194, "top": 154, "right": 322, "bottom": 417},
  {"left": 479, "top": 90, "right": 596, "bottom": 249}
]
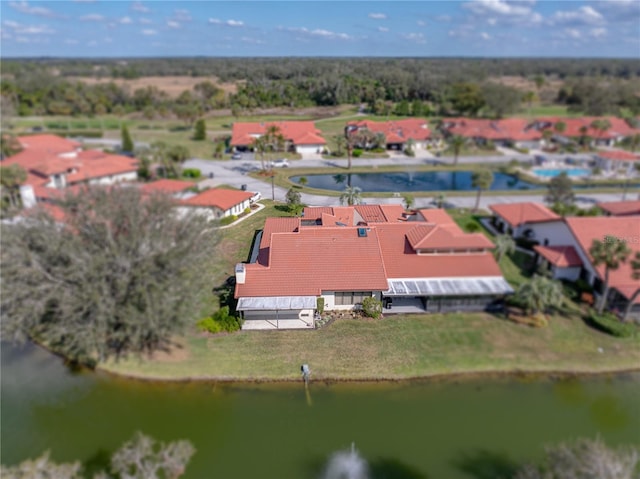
[
  {"left": 250, "top": 192, "right": 262, "bottom": 203},
  {"left": 269, "top": 159, "right": 289, "bottom": 168},
  {"left": 231, "top": 153, "right": 243, "bottom": 160}
]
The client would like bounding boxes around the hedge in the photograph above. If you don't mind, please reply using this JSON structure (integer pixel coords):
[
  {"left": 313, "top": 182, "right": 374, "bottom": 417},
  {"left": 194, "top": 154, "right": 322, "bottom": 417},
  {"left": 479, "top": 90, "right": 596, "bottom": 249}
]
[{"left": 584, "top": 311, "right": 638, "bottom": 338}]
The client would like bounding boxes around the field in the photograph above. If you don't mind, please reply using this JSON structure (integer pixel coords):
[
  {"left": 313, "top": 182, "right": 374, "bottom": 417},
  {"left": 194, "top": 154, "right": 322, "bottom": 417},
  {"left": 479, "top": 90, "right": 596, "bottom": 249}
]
[{"left": 70, "top": 75, "right": 239, "bottom": 97}]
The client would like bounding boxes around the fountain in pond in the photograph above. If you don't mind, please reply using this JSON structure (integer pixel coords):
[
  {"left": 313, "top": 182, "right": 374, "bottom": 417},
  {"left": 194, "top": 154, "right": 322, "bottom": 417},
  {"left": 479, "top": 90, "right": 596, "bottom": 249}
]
[{"left": 322, "top": 443, "right": 369, "bottom": 479}]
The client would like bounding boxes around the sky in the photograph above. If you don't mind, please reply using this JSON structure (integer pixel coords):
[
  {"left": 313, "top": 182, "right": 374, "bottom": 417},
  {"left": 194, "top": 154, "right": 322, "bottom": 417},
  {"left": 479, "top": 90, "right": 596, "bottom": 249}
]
[{"left": 1, "top": 0, "right": 639, "bottom": 58}]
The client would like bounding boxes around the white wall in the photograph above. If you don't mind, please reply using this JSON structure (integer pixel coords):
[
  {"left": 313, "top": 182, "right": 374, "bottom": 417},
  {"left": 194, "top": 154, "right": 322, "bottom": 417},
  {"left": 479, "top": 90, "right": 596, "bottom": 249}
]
[
  {"left": 553, "top": 266, "right": 581, "bottom": 281},
  {"left": 525, "top": 220, "right": 572, "bottom": 245},
  {"left": 87, "top": 171, "right": 138, "bottom": 186},
  {"left": 296, "top": 144, "right": 324, "bottom": 154}
]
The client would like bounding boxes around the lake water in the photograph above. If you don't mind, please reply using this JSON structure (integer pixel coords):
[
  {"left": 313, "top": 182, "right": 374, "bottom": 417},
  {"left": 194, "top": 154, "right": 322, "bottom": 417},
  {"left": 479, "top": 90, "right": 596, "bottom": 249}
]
[
  {"left": 2, "top": 342, "right": 639, "bottom": 479},
  {"left": 290, "top": 171, "right": 638, "bottom": 193}
]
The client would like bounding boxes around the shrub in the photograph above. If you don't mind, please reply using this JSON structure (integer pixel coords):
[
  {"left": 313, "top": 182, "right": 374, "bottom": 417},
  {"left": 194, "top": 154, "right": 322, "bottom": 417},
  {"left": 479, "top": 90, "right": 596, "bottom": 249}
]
[
  {"left": 197, "top": 306, "right": 242, "bottom": 334},
  {"left": 220, "top": 215, "right": 237, "bottom": 226},
  {"left": 362, "top": 297, "right": 383, "bottom": 319},
  {"left": 316, "top": 297, "right": 325, "bottom": 315},
  {"left": 182, "top": 168, "right": 201, "bottom": 178},
  {"left": 50, "top": 130, "right": 104, "bottom": 138},
  {"left": 515, "top": 237, "right": 539, "bottom": 250},
  {"left": 243, "top": 207, "right": 250, "bottom": 215},
  {"left": 352, "top": 149, "right": 363, "bottom": 158},
  {"left": 465, "top": 222, "right": 480, "bottom": 232},
  {"left": 585, "top": 311, "right": 638, "bottom": 338}
]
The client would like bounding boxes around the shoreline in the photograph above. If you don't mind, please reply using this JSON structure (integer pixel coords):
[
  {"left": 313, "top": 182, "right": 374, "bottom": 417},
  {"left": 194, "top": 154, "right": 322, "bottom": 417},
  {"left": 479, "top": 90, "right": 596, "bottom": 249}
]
[{"left": 97, "top": 364, "right": 640, "bottom": 385}]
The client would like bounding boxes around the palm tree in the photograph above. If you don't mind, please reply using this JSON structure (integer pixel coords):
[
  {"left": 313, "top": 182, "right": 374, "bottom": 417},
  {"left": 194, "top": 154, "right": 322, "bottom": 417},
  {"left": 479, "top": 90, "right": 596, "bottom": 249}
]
[
  {"left": 590, "top": 118, "right": 612, "bottom": 146},
  {"left": 298, "top": 176, "right": 308, "bottom": 187},
  {"left": 542, "top": 129, "right": 553, "bottom": 147},
  {"left": 627, "top": 133, "right": 640, "bottom": 153},
  {"left": 622, "top": 252, "right": 640, "bottom": 321},
  {"left": 251, "top": 136, "right": 268, "bottom": 171},
  {"left": 522, "top": 91, "right": 536, "bottom": 118},
  {"left": 590, "top": 235, "right": 632, "bottom": 314},
  {"left": 516, "top": 275, "right": 564, "bottom": 317},
  {"left": 339, "top": 186, "right": 362, "bottom": 206},
  {"left": 578, "top": 125, "right": 591, "bottom": 148},
  {"left": 471, "top": 168, "right": 493, "bottom": 212},
  {"left": 344, "top": 125, "right": 359, "bottom": 170},
  {"left": 263, "top": 124, "right": 285, "bottom": 158},
  {"left": 494, "top": 234, "right": 516, "bottom": 263},
  {"left": 402, "top": 194, "right": 414, "bottom": 211},
  {"left": 0, "top": 164, "right": 27, "bottom": 208},
  {"left": 332, "top": 135, "right": 346, "bottom": 157},
  {"left": 554, "top": 121, "right": 567, "bottom": 135},
  {"left": 448, "top": 135, "right": 466, "bottom": 167},
  {"left": 433, "top": 192, "right": 446, "bottom": 208}
]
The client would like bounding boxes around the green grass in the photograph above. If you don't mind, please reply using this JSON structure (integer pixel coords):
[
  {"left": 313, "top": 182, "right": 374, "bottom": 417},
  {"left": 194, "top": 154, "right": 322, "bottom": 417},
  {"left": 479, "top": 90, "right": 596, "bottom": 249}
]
[{"left": 102, "top": 312, "right": 640, "bottom": 381}]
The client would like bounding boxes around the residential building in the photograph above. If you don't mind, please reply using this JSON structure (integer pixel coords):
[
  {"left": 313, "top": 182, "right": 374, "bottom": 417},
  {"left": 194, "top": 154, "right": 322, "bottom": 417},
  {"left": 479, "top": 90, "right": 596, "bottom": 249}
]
[
  {"left": 488, "top": 202, "right": 561, "bottom": 239},
  {"left": 441, "top": 118, "right": 542, "bottom": 149},
  {"left": 234, "top": 205, "right": 512, "bottom": 330},
  {"left": 534, "top": 116, "right": 639, "bottom": 147},
  {"left": 179, "top": 188, "right": 254, "bottom": 220},
  {"left": 3, "top": 134, "right": 138, "bottom": 207},
  {"left": 230, "top": 121, "right": 326, "bottom": 155},
  {"left": 595, "top": 150, "right": 639, "bottom": 175},
  {"left": 598, "top": 200, "right": 640, "bottom": 217},
  {"left": 346, "top": 119, "right": 440, "bottom": 151}
]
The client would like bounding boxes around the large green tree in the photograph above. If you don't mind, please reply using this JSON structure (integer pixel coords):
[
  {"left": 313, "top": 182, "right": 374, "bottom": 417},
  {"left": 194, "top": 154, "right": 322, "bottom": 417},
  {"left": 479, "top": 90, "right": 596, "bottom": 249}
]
[
  {"left": 193, "top": 118, "right": 206, "bottom": 141},
  {"left": 339, "top": 185, "right": 363, "bottom": 206},
  {"left": 590, "top": 235, "right": 631, "bottom": 314},
  {"left": 448, "top": 135, "right": 467, "bottom": 167},
  {"left": 494, "top": 234, "right": 516, "bottom": 263},
  {"left": 545, "top": 171, "right": 574, "bottom": 210},
  {"left": 121, "top": 124, "right": 134, "bottom": 153},
  {"left": 0, "top": 187, "right": 218, "bottom": 366},
  {"left": 482, "top": 83, "right": 521, "bottom": 118},
  {"left": 0, "top": 164, "right": 27, "bottom": 210},
  {"left": 622, "top": 252, "right": 640, "bottom": 321},
  {"left": 471, "top": 168, "right": 493, "bottom": 211},
  {"left": 450, "top": 82, "right": 485, "bottom": 116}
]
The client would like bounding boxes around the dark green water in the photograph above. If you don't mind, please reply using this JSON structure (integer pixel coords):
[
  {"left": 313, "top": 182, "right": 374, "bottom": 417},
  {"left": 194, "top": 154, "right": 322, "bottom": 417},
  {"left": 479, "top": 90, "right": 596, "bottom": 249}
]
[{"left": 2, "top": 342, "right": 639, "bottom": 479}]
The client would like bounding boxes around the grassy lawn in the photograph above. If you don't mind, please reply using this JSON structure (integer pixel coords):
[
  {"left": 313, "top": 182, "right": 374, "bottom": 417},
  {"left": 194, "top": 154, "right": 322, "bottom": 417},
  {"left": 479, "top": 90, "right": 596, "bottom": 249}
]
[{"left": 102, "top": 312, "right": 640, "bottom": 381}]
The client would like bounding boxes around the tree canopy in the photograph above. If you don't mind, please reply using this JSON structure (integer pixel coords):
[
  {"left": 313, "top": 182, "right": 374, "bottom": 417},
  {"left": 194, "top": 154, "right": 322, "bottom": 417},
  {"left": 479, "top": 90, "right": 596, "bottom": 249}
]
[{"left": 0, "top": 186, "right": 218, "bottom": 366}]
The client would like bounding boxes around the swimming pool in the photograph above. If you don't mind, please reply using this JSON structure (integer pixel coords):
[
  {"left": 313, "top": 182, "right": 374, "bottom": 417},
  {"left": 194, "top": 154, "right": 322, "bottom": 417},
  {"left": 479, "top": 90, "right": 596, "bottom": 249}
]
[{"left": 532, "top": 168, "right": 591, "bottom": 178}]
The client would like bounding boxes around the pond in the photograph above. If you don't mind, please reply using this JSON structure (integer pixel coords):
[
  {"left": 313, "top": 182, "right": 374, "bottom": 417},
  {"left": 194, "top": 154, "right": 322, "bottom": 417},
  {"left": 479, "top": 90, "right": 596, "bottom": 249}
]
[
  {"left": 290, "top": 171, "right": 638, "bottom": 192},
  {"left": 2, "top": 342, "right": 639, "bottom": 479}
]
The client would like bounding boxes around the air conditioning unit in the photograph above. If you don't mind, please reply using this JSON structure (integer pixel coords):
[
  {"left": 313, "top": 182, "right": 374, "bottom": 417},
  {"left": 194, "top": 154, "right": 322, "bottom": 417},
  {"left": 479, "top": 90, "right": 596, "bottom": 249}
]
[{"left": 235, "top": 263, "right": 246, "bottom": 284}]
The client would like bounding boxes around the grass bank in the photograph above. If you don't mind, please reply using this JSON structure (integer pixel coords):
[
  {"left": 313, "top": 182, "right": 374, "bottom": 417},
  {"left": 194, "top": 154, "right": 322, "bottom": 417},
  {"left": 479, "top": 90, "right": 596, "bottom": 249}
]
[{"left": 101, "top": 312, "right": 640, "bottom": 381}]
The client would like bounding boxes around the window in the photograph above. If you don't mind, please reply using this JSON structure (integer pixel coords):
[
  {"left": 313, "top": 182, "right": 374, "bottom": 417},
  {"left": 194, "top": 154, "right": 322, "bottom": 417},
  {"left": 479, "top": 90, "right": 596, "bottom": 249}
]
[{"left": 335, "top": 292, "right": 371, "bottom": 305}]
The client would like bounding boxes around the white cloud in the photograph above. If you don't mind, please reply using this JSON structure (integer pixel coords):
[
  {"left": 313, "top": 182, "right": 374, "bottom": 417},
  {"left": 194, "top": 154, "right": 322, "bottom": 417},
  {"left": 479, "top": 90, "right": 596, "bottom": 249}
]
[
  {"left": 139, "top": 18, "right": 152, "bottom": 24},
  {"left": 226, "top": 19, "right": 244, "bottom": 27},
  {"left": 119, "top": 16, "right": 133, "bottom": 24},
  {"left": 208, "top": 18, "right": 222, "bottom": 24},
  {"left": 285, "top": 26, "right": 352, "bottom": 40},
  {"left": 141, "top": 29, "right": 157, "bottom": 35},
  {"left": 550, "top": 6, "right": 604, "bottom": 25},
  {"left": 417, "top": 20, "right": 426, "bottom": 26},
  {"left": 9, "top": 1, "right": 57, "bottom": 18},
  {"left": 594, "top": 0, "right": 640, "bottom": 23},
  {"left": 167, "top": 21, "right": 180, "bottom": 29},
  {"left": 464, "top": 0, "right": 532, "bottom": 17},
  {"left": 131, "top": 1, "right": 150, "bottom": 13},
  {"left": 173, "top": 9, "right": 191, "bottom": 22},
  {"left": 64, "top": 39, "right": 79, "bottom": 44},
  {"left": 487, "top": 18, "right": 497, "bottom": 25},
  {"left": 368, "top": 13, "right": 387, "bottom": 19},
  {"left": 437, "top": 15, "right": 452, "bottom": 22},
  {"left": 241, "top": 36, "right": 265, "bottom": 44},
  {"left": 480, "top": 32, "right": 491, "bottom": 40},
  {"left": 2, "top": 20, "right": 55, "bottom": 35},
  {"left": 565, "top": 28, "right": 581, "bottom": 39},
  {"left": 378, "top": 26, "right": 389, "bottom": 32},
  {"left": 402, "top": 32, "right": 426, "bottom": 44},
  {"left": 80, "top": 13, "right": 105, "bottom": 22},
  {"left": 590, "top": 27, "right": 607, "bottom": 38}
]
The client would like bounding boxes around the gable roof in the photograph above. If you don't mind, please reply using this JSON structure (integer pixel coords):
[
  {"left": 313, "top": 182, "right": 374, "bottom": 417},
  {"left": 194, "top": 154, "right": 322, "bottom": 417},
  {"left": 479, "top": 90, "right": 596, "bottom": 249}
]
[
  {"left": 231, "top": 121, "right": 326, "bottom": 146},
  {"left": 597, "top": 200, "right": 640, "bottom": 217},
  {"left": 442, "top": 118, "right": 541, "bottom": 141},
  {"left": 489, "top": 202, "right": 561, "bottom": 228},
  {"left": 565, "top": 217, "right": 640, "bottom": 303},
  {"left": 347, "top": 119, "right": 431, "bottom": 142},
  {"left": 537, "top": 117, "right": 640, "bottom": 140},
  {"left": 17, "top": 134, "right": 81, "bottom": 153},
  {"left": 597, "top": 150, "right": 640, "bottom": 161},
  {"left": 139, "top": 179, "right": 196, "bottom": 195},
  {"left": 182, "top": 188, "right": 253, "bottom": 211},
  {"left": 534, "top": 245, "right": 583, "bottom": 268}
]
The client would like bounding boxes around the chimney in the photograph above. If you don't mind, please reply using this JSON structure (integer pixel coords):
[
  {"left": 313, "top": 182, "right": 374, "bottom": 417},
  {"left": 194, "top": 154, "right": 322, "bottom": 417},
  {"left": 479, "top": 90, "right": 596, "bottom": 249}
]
[
  {"left": 235, "top": 263, "right": 246, "bottom": 284},
  {"left": 19, "top": 185, "right": 37, "bottom": 209}
]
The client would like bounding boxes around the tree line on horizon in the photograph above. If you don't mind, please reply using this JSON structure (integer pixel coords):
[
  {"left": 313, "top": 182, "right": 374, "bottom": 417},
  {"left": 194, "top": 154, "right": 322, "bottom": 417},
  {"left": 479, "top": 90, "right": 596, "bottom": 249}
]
[{"left": 2, "top": 58, "right": 640, "bottom": 123}]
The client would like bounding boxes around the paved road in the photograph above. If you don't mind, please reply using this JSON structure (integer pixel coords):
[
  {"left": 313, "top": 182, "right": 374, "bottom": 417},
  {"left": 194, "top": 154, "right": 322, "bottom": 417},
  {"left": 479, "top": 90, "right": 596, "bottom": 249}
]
[{"left": 183, "top": 154, "right": 637, "bottom": 210}]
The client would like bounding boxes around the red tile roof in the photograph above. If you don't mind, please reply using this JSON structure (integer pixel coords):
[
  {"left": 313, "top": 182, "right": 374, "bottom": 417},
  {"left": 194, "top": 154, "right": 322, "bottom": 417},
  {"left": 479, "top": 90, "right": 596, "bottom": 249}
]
[
  {"left": 417, "top": 208, "right": 460, "bottom": 228},
  {"left": 182, "top": 188, "right": 253, "bottom": 211},
  {"left": 17, "top": 134, "right": 80, "bottom": 153},
  {"left": 303, "top": 204, "right": 406, "bottom": 225},
  {"left": 231, "top": 121, "right": 326, "bottom": 146},
  {"left": 442, "top": 118, "right": 540, "bottom": 142},
  {"left": 565, "top": 217, "right": 640, "bottom": 303},
  {"left": 236, "top": 205, "right": 505, "bottom": 298},
  {"left": 537, "top": 117, "right": 640, "bottom": 140},
  {"left": 598, "top": 200, "right": 640, "bottom": 217},
  {"left": 534, "top": 245, "right": 583, "bottom": 268},
  {"left": 489, "top": 202, "right": 561, "bottom": 228},
  {"left": 237, "top": 227, "right": 389, "bottom": 297},
  {"left": 139, "top": 179, "right": 195, "bottom": 195},
  {"left": 597, "top": 150, "right": 639, "bottom": 161},
  {"left": 347, "top": 119, "right": 431, "bottom": 142}
]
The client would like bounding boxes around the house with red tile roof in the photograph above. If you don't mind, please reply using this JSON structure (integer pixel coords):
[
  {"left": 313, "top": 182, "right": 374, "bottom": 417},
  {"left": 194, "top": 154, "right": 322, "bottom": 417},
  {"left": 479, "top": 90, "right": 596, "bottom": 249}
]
[
  {"left": 488, "top": 202, "right": 561, "bottom": 238},
  {"left": 534, "top": 116, "right": 639, "bottom": 147},
  {"left": 3, "top": 134, "right": 138, "bottom": 207},
  {"left": 598, "top": 200, "right": 640, "bottom": 217},
  {"left": 178, "top": 188, "right": 254, "bottom": 221},
  {"left": 595, "top": 150, "right": 639, "bottom": 174},
  {"left": 234, "top": 206, "right": 512, "bottom": 330},
  {"left": 230, "top": 121, "right": 326, "bottom": 155},
  {"left": 346, "top": 119, "right": 439, "bottom": 151},
  {"left": 441, "top": 118, "right": 542, "bottom": 149}
]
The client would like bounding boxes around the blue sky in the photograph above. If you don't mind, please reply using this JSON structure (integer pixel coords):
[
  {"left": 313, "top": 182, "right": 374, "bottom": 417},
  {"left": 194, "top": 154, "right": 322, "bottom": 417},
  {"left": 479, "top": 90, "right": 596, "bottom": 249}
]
[{"left": 1, "top": 1, "right": 639, "bottom": 57}]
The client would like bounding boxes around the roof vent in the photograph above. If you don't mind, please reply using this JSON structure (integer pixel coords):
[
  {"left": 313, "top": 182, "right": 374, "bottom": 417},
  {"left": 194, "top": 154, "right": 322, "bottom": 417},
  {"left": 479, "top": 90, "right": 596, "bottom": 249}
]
[
  {"left": 357, "top": 227, "right": 368, "bottom": 237},
  {"left": 235, "top": 263, "right": 246, "bottom": 284}
]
